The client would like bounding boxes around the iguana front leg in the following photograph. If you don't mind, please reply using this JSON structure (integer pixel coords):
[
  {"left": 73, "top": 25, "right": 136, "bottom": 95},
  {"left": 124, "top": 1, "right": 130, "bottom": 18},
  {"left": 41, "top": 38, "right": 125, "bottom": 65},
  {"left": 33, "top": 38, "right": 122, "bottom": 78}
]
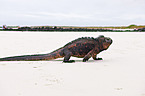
[
  {"left": 83, "top": 50, "right": 94, "bottom": 62},
  {"left": 92, "top": 54, "right": 103, "bottom": 60},
  {"left": 83, "top": 49, "right": 103, "bottom": 62}
]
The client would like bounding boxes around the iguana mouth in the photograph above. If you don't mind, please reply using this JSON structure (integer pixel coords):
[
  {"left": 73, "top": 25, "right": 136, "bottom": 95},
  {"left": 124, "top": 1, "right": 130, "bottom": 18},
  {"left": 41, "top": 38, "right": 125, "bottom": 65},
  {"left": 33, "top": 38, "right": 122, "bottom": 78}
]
[{"left": 109, "top": 39, "right": 113, "bottom": 44}]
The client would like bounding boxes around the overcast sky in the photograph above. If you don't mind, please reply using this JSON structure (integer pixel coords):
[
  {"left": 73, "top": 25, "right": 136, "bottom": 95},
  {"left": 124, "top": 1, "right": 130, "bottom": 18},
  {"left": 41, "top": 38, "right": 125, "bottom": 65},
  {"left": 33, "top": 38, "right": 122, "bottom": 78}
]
[{"left": 0, "top": 0, "right": 145, "bottom": 26}]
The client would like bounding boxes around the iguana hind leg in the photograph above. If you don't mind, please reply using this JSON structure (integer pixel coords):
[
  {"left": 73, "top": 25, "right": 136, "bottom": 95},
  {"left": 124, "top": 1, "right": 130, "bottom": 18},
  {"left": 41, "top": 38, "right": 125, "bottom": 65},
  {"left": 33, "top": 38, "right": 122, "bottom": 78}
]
[{"left": 63, "top": 50, "right": 75, "bottom": 63}]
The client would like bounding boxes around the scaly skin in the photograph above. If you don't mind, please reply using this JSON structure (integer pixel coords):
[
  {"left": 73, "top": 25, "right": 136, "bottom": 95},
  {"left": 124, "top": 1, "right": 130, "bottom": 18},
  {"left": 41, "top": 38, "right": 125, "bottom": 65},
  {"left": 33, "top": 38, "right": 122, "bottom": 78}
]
[{"left": 0, "top": 35, "right": 113, "bottom": 63}]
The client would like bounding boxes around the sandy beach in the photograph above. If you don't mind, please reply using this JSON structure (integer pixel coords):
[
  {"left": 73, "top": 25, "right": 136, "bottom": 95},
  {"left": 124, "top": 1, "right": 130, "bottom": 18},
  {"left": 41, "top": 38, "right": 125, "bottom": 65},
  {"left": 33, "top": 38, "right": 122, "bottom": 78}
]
[{"left": 0, "top": 31, "right": 145, "bottom": 96}]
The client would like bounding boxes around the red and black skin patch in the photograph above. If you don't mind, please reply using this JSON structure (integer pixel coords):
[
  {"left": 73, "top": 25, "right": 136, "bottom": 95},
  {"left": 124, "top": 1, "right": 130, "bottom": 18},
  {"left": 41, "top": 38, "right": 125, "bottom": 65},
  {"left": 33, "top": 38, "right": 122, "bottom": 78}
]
[
  {"left": 61, "top": 35, "right": 112, "bottom": 62},
  {"left": 0, "top": 35, "right": 112, "bottom": 63}
]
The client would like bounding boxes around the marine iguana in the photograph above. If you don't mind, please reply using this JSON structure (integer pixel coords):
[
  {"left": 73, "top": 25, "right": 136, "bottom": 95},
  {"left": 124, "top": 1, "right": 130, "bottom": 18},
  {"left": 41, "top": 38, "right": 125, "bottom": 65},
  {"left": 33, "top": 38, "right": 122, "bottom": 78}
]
[{"left": 0, "top": 35, "right": 113, "bottom": 63}]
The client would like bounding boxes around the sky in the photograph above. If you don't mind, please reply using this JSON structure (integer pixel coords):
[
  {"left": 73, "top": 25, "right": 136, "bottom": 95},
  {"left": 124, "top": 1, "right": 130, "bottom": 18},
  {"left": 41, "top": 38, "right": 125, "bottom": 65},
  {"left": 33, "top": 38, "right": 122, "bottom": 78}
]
[{"left": 0, "top": 0, "right": 145, "bottom": 26}]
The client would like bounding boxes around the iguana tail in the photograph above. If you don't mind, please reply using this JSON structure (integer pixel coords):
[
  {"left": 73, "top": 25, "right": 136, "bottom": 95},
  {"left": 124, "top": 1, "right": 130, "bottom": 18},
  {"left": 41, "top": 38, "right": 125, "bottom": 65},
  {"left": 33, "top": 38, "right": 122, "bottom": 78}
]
[{"left": 0, "top": 48, "right": 64, "bottom": 61}]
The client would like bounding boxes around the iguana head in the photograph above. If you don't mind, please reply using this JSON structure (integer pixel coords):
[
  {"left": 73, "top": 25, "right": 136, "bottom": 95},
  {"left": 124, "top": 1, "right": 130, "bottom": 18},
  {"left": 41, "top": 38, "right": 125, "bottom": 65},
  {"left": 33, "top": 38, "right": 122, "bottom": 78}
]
[{"left": 97, "top": 35, "right": 113, "bottom": 50}]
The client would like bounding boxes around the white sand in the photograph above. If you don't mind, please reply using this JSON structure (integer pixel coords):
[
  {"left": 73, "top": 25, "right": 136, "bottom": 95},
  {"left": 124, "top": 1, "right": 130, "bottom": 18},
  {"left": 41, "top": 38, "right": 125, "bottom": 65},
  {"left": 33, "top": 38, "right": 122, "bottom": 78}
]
[{"left": 0, "top": 31, "right": 145, "bottom": 96}]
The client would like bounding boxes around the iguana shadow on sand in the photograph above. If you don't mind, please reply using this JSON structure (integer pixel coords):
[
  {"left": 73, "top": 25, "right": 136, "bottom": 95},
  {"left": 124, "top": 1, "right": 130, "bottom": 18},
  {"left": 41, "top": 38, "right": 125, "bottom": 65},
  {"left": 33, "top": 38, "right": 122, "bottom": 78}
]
[{"left": 0, "top": 35, "right": 113, "bottom": 63}]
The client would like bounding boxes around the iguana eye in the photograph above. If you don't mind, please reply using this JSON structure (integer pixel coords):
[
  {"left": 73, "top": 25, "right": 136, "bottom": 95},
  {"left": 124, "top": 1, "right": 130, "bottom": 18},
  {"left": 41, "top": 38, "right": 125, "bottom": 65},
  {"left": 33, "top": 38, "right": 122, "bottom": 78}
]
[
  {"left": 105, "top": 39, "right": 108, "bottom": 42},
  {"left": 104, "top": 38, "right": 109, "bottom": 42},
  {"left": 105, "top": 38, "right": 112, "bottom": 44}
]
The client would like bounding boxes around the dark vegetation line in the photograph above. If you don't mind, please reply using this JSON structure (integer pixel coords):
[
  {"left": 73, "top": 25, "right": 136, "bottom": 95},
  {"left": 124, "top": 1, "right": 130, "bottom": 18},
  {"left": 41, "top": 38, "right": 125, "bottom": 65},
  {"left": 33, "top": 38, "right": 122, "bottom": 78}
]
[{"left": 0, "top": 25, "right": 145, "bottom": 32}]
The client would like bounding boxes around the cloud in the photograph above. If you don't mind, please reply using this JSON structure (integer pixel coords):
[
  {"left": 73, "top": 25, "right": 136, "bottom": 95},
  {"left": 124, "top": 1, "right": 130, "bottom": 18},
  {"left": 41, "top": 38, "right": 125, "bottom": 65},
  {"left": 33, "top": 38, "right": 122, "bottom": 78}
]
[
  {"left": 0, "top": 0, "right": 145, "bottom": 26},
  {"left": 115, "top": 14, "right": 145, "bottom": 20},
  {"left": 24, "top": 12, "right": 91, "bottom": 19}
]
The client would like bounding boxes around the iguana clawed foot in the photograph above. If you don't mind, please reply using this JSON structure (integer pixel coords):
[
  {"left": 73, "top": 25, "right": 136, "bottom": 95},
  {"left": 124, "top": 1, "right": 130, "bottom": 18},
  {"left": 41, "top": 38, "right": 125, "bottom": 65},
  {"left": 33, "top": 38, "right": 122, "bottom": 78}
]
[
  {"left": 83, "top": 58, "right": 103, "bottom": 62},
  {"left": 63, "top": 60, "right": 75, "bottom": 63},
  {"left": 94, "top": 58, "right": 103, "bottom": 60}
]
